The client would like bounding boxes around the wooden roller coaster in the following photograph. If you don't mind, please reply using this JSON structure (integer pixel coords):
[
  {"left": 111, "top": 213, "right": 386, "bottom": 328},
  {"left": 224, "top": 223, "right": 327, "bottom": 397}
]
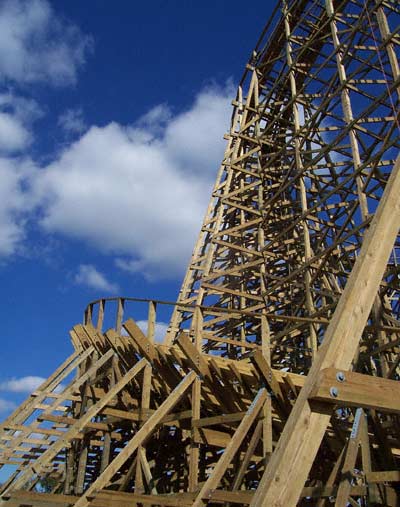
[{"left": 1, "top": 0, "right": 400, "bottom": 505}]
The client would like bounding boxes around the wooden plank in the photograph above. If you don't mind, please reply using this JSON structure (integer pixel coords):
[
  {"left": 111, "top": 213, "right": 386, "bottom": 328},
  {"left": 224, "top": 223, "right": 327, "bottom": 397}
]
[
  {"left": 366, "top": 471, "right": 400, "bottom": 483},
  {"left": 193, "top": 412, "right": 246, "bottom": 428},
  {"left": 176, "top": 332, "right": 211, "bottom": 379},
  {"left": 123, "top": 319, "right": 158, "bottom": 362},
  {"left": 232, "top": 419, "right": 263, "bottom": 490},
  {"left": 193, "top": 428, "right": 232, "bottom": 448},
  {"left": 310, "top": 368, "right": 400, "bottom": 413},
  {"left": 94, "top": 490, "right": 195, "bottom": 507},
  {"left": 251, "top": 349, "right": 289, "bottom": 415},
  {"left": 2, "top": 490, "right": 77, "bottom": 505},
  {"left": 210, "top": 485, "right": 368, "bottom": 504}
]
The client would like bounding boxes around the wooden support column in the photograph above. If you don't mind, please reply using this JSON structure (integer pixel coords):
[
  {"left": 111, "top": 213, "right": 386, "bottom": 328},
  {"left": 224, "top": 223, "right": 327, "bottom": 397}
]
[
  {"left": 262, "top": 394, "right": 273, "bottom": 462},
  {"left": 232, "top": 420, "right": 263, "bottom": 491},
  {"left": 283, "top": 0, "right": 318, "bottom": 359},
  {"left": 134, "top": 301, "right": 155, "bottom": 496},
  {"left": 96, "top": 300, "right": 105, "bottom": 332},
  {"left": 99, "top": 357, "right": 119, "bottom": 474},
  {"left": 250, "top": 152, "right": 400, "bottom": 507},
  {"left": 335, "top": 408, "right": 363, "bottom": 507},
  {"left": 189, "top": 307, "right": 202, "bottom": 492},
  {"left": 75, "top": 350, "right": 100, "bottom": 495},
  {"left": 359, "top": 412, "right": 381, "bottom": 504},
  {"left": 375, "top": 1, "right": 400, "bottom": 102},
  {"left": 115, "top": 298, "right": 124, "bottom": 334}
]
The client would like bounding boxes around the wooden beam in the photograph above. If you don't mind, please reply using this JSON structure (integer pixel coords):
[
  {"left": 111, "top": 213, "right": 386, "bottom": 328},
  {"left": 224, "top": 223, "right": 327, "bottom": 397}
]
[
  {"left": 310, "top": 368, "right": 400, "bottom": 413},
  {"left": 334, "top": 408, "right": 363, "bottom": 507}
]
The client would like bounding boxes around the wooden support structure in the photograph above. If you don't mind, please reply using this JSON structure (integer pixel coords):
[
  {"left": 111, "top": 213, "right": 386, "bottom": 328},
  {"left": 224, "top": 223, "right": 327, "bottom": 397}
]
[{"left": 1, "top": 0, "right": 399, "bottom": 505}]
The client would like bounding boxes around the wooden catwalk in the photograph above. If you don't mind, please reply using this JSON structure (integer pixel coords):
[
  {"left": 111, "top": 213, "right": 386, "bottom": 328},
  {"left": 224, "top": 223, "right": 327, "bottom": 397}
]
[{"left": 1, "top": 0, "right": 400, "bottom": 505}]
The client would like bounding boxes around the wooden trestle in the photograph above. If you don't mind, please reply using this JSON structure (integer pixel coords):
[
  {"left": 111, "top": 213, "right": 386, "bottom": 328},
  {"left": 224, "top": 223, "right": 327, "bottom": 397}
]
[{"left": 1, "top": 0, "right": 400, "bottom": 505}]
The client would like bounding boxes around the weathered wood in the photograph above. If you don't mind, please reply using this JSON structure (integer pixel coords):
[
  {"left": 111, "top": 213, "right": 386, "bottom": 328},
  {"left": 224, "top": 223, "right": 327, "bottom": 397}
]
[{"left": 310, "top": 368, "right": 400, "bottom": 413}]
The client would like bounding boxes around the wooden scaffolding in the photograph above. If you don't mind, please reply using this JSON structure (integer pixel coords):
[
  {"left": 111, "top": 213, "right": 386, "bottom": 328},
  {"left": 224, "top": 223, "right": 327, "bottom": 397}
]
[{"left": 1, "top": 0, "right": 400, "bottom": 505}]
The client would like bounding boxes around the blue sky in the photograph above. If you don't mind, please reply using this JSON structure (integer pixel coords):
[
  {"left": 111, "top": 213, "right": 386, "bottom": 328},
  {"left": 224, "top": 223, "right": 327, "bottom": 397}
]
[{"left": 0, "top": 0, "right": 273, "bottom": 420}]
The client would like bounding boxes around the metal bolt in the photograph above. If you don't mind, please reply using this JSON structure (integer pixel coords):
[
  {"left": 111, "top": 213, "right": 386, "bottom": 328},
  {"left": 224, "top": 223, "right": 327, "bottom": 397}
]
[
  {"left": 336, "top": 371, "right": 346, "bottom": 382},
  {"left": 330, "top": 387, "right": 338, "bottom": 398}
]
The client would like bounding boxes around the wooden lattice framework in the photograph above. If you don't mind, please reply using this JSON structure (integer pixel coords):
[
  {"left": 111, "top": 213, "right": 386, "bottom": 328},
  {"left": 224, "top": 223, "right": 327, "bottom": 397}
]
[{"left": 1, "top": 0, "right": 400, "bottom": 505}]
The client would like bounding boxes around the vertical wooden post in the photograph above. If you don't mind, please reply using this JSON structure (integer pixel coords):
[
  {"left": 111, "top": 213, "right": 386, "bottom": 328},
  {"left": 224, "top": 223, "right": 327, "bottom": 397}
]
[
  {"left": 334, "top": 409, "right": 363, "bottom": 506},
  {"left": 135, "top": 301, "right": 155, "bottom": 495},
  {"left": 97, "top": 299, "right": 105, "bottom": 332},
  {"left": 189, "top": 306, "right": 203, "bottom": 492},
  {"left": 116, "top": 298, "right": 124, "bottom": 334}
]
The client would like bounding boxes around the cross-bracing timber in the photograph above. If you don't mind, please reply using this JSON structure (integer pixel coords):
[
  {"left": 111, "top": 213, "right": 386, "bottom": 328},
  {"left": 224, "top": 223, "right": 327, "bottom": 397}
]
[{"left": 1, "top": 0, "right": 400, "bottom": 505}]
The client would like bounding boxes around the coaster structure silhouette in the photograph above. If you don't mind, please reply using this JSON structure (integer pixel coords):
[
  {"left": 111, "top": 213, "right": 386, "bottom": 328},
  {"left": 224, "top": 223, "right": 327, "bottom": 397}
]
[{"left": 1, "top": 0, "right": 400, "bottom": 505}]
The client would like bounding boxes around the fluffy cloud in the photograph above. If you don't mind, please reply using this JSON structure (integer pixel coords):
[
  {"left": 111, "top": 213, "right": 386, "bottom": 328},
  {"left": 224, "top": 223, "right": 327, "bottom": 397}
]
[
  {"left": 58, "top": 108, "right": 87, "bottom": 134},
  {"left": 0, "top": 376, "right": 45, "bottom": 393},
  {"left": 0, "top": 0, "right": 233, "bottom": 284},
  {"left": 0, "top": 93, "right": 43, "bottom": 153},
  {"left": 0, "top": 112, "right": 30, "bottom": 152},
  {"left": 74, "top": 264, "right": 119, "bottom": 293},
  {"left": 0, "top": 157, "right": 37, "bottom": 256},
  {"left": 0, "top": 83, "right": 232, "bottom": 278},
  {"left": 0, "top": 0, "right": 92, "bottom": 85},
  {"left": 0, "top": 398, "right": 16, "bottom": 413},
  {"left": 165, "top": 86, "right": 233, "bottom": 175},
  {"left": 0, "top": 0, "right": 92, "bottom": 258},
  {"left": 34, "top": 83, "right": 232, "bottom": 277}
]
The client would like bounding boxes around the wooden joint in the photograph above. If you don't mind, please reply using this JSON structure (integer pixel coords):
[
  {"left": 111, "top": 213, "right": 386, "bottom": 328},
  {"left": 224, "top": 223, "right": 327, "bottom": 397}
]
[{"left": 309, "top": 368, "right": 400, "bottom": 413}]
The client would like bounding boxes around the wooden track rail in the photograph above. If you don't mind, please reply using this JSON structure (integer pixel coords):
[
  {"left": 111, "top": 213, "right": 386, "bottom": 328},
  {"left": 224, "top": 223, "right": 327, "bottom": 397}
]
[{"left": 1, "top": 0, "right": 400, "bottom": 505}]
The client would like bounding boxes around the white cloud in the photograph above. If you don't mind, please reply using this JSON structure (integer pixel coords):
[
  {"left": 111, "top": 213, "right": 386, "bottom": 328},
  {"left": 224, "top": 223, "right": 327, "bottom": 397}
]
[
  {"left": 0, "top": 112, "right": 31, "bottom": 152},
  {"left": 0, "top": 81, "right": 232, "bottom": 280},
  {"left": 33, "top": 83, "right": 232, "bottom": 278},
  {"left": 0, "top": 376, "right": 45, "bottom": 393},
  {"left": 0, "top": 92, "right": 43, "bottom": 153},
  {"left": 58, "top": 108, "right": 87, "bottom": 134},
  {"left": 0, "top": 398, "right": 16, "bottom": 413},
  {"left": 165, "top": 85, "right": 234, "bottom": 175},
  {"left": 74, "top": 264, "right": 119, "bottom": 293},
  {"left": 0, "top": 0, "right": 232, "bottom": 285},
  {"left": 137, "top": 104, "right": 172, "bottom": 134},
  {"left": 0, "top": 157, "right": 37, "bottom": 256},
  {"left": 136, "top": 320, "right": 169, "bottom": 343},
  {"left": 0, "top": 92, "right": 43, "bottom": 122},
  {"left": 0, "top": 0, "right": 92, "bottom": 85}
]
